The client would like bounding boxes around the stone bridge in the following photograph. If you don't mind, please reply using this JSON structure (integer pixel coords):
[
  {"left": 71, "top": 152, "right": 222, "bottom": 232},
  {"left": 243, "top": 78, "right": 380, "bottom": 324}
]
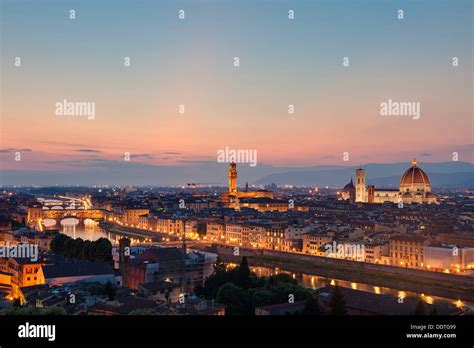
[{"left": 42, "top": 209, "right": 105, "bottom": 225}]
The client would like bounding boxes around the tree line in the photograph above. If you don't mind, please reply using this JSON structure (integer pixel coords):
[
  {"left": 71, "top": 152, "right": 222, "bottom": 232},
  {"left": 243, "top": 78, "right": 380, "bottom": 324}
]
[{"left": 50, "top": 234, "right": 112, "bottom": 264}]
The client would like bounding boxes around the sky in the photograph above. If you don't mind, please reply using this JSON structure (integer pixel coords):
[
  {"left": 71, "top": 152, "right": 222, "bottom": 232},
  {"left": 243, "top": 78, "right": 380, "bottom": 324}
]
[{"left": 0, "top": 0, "right": 472, "bottom": 185}]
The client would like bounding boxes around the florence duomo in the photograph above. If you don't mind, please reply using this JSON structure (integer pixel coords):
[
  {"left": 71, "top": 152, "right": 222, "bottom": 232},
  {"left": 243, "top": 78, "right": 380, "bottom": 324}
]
[{"left": 341, "top": 158, "right": 437, "bottom": 205}]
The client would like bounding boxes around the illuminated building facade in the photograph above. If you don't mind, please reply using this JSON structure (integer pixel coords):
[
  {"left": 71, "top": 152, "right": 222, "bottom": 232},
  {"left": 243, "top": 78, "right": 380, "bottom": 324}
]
[
  {"left": 302, "top": 232, "right": 332, "bottom": 255},
  {"left": 389, "top": 235, "right": 430, "bottom": 269},
  {"left": 228, "top": 162, "right": 237, "bottom": 194},
  {"left": 343, "top": 158, "right": 437, "bottom": 204},
  {"left": 341, "top": 178, "right": 355, "bottom": 203},
  {"left": 221, "top": 163, "right": 274, "bottom": 202}
]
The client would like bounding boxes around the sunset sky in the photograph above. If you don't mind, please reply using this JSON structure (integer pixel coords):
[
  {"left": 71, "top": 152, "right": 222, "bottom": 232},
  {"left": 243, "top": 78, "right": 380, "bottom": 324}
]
[{"left": 1, "top": 0, "right": 472, "bottom": 185}]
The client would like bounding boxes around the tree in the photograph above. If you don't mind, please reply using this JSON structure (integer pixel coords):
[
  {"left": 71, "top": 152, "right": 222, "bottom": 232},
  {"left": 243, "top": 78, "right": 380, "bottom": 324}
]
[
  {"left": 300, "top": 294, "right": 321, "bottom": 315},
  {"left": 199, "top": 262, "right": 241, "bottom": 300},
  {"left": 250, "top": 288, "right": 275, "bottom": 308},
  {"left": 93, "top": 238, "right": 112, "bottom": 263},
  {"left": 237, "top": 257, "right": 251, "bottom": 289},
  {"left": 266, "top": 273, "right": 297, "bottom": 287},
  {"left": 63, "top": 238, "right": 74, "bottom": 258},
  {"left": 200, "top": 270, "right": 228, "bottom": 299},
  {"left": 270, "top": 283, "right": 312, "bottom": 304},
  {"left": 415, "top": 300, "right": 426, "bottom": 315},
  {"left": 50, "top": 234, "right": 69, "bottom": 254},
  {"left": 216, "top": 283, "right": 250, "bottom": 315},
  {"left": 50, "top": 234, "right": 112, "bottom": 264},
  {"left": 88, "top": 242, "right": 98, "bottom": 262},
  {"left": 129, "top": 308, "right": 158, "bottom": 315},
  {"left": 82, "top": 240, "right": 92, "bottom": 260},
  {"left": 213, "top": 256, "right": 226, "bottom": 274},
  {"left": 73, "top": 238, "right": 85, "bottom": 259},
  {"left": 86, "top": 283, "right": 104, "bottom": 296},
  {"left": 1, "top": 306, "right": 66, "bottom": 315},
  {"left": 104, "top": 281, "right": 116, "bottom": 301},
  {"left": 194, "top": 283, "right": 204, "bottom": 296},
  {"left": 41, "top": 307, "right": 67, "bottom": 315},
  {"left": 329, "top": 285, "right": 347, "bottom": 315}
]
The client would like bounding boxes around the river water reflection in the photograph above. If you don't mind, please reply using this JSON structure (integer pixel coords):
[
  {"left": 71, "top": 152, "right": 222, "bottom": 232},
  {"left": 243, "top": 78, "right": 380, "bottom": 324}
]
[{"left": 60, "top": 221, "right": 149, "bottom": 245}]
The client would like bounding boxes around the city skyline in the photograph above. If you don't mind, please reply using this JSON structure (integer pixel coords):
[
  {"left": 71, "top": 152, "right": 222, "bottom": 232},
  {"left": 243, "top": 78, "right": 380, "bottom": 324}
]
[{"left": 1, "top": 158, "right": 473, "bottom": 186}]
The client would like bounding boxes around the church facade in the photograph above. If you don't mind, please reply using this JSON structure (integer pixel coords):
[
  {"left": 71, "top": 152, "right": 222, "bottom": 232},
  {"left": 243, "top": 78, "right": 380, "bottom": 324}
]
[{"left": 341, "top": 158, "right": 437, "bottom": 204}]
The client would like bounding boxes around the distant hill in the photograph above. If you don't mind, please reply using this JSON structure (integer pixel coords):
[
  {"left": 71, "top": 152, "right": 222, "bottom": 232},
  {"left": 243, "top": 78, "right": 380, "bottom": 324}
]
[
  {"left": 368, "top": 172, "right": 474, "bottom": 188},
  {"left": 254, "top": 162, "right": 474, "bottom": 188},
  {"left": 2, "top": 161, "right": 473, "bottom": 187}
]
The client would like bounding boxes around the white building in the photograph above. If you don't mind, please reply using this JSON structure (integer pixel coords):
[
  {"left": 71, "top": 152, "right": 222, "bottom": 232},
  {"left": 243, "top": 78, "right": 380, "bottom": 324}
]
[{"left": 424, "top": 245, "right": 474, "bottom": 272}]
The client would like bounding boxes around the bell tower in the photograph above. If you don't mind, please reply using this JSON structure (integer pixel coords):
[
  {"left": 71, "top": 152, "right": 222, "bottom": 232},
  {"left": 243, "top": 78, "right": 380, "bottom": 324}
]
[
  {"left": 228, "top": 162, "right": 237, "bottom": 194},
  {"left": 355, "top": 168, "right": 366, "bottom": 203}
]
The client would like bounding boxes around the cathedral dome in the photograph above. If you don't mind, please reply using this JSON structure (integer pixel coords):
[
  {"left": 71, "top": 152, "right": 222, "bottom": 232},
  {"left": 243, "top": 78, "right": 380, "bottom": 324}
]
[
  {"left": 343, "top": 178, "right": 355, "bottom": 192},
  {"left": 400, "top": 158, "right": 431, "bottom": 191}
]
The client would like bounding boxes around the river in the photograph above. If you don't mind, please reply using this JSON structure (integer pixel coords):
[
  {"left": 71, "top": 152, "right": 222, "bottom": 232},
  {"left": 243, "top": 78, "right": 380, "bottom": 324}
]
[
  {"left": 60, "top": 220, "right": 150, "bottom": 245},
  {"left": 62, "top": 223, "right": 472, "bottom": 311}
]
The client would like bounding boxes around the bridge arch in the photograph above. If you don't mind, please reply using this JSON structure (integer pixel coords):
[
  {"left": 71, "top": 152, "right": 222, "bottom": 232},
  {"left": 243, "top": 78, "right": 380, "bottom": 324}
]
[
  {"left": 60, "top": 217, "right": 80, "bottom": 226},
  {"left": 42, "top": 218, "right": 56, "bottom": 228}
]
